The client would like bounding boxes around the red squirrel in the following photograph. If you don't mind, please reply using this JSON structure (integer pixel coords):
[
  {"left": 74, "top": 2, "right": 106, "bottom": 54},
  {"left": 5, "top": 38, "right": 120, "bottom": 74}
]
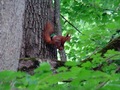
[{"left": 43, "top": 21, "right": 70, "bottom": 50}]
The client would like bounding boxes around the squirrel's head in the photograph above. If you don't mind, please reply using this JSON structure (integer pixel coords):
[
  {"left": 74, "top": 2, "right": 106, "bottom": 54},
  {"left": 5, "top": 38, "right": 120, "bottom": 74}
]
[{"left": 52, "top": 34, "right": 70, "bottom": 50}]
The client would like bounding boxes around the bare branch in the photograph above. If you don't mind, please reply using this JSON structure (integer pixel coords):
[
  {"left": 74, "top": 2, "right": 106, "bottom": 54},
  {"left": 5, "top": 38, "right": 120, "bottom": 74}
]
[{"left": 60, "top": 14, "right": 83, "bottom": 35}]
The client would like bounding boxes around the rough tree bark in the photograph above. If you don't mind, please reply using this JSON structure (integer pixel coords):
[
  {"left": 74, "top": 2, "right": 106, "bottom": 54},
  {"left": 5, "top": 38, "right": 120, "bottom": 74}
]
[
  {"left": 20, "top": 0, "right": 57, "bottom": 64},
  {"left": 0, "top": 0, "right": 25, "bottom": 71}
]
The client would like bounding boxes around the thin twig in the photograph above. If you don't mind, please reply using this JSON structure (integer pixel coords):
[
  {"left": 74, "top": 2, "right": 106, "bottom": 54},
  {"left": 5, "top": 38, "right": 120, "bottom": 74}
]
[
  {"left": 96, "top": 80, "right": 109, "bottom": 89},
  {"left": 60, "top": 14, "right": 83, "bottom": 35},
  {"left": 106, "top": 54, "right": 120, "bottom": 62}
]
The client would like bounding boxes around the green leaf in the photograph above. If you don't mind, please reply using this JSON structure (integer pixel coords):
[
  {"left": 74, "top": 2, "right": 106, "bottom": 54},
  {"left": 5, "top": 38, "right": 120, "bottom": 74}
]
[
  {"left": 57, "top": 67, "right": 68, "bottom": 72},
  {"left": 101, "top": 80, "right": 120, "bottom": 90},
  {"left": 0, "top": 71, "right": 17, "bottom": 81},
  {"left": 34, "top": 62, "right": 51, "bottom": 73},
  {"left": 81, "top": 61, "right": 92, "bottom": 68},
  {"left": 65, "top": 61, "right": 78, "bottom": 67}
]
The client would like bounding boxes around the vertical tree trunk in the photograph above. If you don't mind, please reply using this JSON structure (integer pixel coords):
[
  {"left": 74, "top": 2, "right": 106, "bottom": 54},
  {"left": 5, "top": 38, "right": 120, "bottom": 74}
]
[
  {"left": 0, "top": 0, "right": 25, "bottom": 71},
  {"left": 54, "top": 0, "right": 67, "bottom": 61},
  {"left": 20, "top": 0, "right": 57, "bottom": 62}
]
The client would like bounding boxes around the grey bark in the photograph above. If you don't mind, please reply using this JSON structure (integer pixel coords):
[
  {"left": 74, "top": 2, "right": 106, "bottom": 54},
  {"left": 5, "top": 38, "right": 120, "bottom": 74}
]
[
  {"left": 20, "top": 0, "right": 57, "bottom": 62},
  {"left": 0, "top": 0, "right": 25, "bottom": 71},
  {"left": 54, "top": 0, "right": 67, "bottom": 61}
]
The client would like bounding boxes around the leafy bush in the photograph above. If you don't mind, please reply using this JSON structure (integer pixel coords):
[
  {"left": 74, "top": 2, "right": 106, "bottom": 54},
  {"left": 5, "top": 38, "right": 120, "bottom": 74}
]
[{"left": 0, "top": 50, "right": 120, "bottom": 90}]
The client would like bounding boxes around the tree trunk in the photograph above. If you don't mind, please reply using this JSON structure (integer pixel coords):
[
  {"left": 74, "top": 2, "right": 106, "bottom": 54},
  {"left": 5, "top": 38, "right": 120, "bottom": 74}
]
[
  {"left": 54, "top": 0, "right": 67, "bottom": 61},
  {"left": 0, "top": 0, "right": 25, "bottom": 71},
  {"left": 20, "top": 0, "right": 57, "bottom": 63}
]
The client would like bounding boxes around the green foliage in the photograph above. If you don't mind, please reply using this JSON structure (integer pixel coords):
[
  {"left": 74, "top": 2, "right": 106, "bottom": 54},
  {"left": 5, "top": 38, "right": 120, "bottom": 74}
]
[
  {"left": 61, "top": 0, "right": 120, "bottom": 61},
  {"left": 1, "top": 0, "right": 120, "bottom": 90},
  {"left": 0, "top": 49, "right": 120, "bottom": 90}
]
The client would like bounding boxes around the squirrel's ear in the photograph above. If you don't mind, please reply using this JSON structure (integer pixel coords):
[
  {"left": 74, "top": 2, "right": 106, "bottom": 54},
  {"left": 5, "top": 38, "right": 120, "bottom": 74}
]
[
  {"left": 66, "top": 34, "right": 71, "bottom": 41},
  {"left": 66, "top": 34, "right": 70, "bottom": 37}
]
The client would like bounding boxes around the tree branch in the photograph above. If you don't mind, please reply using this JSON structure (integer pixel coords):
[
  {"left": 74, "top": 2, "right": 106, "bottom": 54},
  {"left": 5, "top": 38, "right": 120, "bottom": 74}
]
[{"left": 60, "top": 14, "right": 83, "bottom": 35}]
